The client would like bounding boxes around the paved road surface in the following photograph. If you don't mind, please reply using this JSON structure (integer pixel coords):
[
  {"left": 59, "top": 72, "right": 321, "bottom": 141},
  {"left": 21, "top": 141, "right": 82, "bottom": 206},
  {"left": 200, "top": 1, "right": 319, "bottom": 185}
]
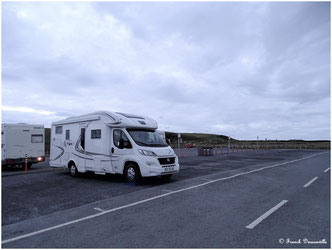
[{"left": 2, "top": 150, "right": 330, "bottom": 248}]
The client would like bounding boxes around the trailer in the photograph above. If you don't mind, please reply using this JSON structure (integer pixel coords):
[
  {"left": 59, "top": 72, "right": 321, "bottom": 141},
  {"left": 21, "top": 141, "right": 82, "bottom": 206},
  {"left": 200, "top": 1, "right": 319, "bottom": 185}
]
[
  {"left": 50, "top": 111, "right": 179, "bottom": 182},
  {"left": 1, "top": 123, "right": 45, "bottom": 169}
]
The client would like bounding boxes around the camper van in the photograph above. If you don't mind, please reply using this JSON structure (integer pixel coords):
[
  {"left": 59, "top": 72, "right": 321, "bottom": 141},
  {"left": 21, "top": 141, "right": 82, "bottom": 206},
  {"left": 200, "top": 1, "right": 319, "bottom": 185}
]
[
  {"left": 2, "top": 123, "right": 45, "bottom": 169},
  {"left": 50, "top": 111, "right": 179, "bottom": 182}
]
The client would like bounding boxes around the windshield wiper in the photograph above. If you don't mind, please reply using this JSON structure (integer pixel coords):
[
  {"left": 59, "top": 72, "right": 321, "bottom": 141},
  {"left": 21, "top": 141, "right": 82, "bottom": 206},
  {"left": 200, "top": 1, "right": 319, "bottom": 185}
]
[
  {"left": 135, "top": 141, "right": 151, "bottom": 146},
  {"left": 150, "top": 143, "right": 168, "bottom": 147}
]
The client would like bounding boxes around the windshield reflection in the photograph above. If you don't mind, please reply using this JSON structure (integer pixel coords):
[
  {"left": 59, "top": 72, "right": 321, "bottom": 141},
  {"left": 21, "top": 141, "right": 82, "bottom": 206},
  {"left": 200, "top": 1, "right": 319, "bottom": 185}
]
[{"left": 127, "top": 129, "right": 168, "bottom": 147}]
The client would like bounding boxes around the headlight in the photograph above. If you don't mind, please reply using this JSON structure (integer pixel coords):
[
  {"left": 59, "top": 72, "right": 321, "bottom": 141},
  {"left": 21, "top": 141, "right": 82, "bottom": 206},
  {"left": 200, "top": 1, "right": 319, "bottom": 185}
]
[{"left": 138, "top": 149, "right": 157, "bottom": 156}]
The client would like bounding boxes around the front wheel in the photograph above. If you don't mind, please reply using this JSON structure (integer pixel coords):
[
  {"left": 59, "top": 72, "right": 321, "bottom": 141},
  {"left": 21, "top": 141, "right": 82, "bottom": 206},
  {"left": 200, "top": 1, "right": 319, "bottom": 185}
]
[{"left": 124, "top": 164, "right": 140, "bottom": 183}]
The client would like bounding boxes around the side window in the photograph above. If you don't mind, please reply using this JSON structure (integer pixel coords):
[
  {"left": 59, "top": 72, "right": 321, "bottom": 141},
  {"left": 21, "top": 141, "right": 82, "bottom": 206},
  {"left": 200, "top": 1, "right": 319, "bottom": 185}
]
[
  {"left": 55, "top": 126, "right": 62, "bottom": 134},
  {"left": 80, "top": 128, "right": 85, "bottom": 149},
  {"left": 113, "top": 129, "right": 121, "bottom": 148},
  {"left": 31, "top": 134, "right": 43, "bottom": 143},
  {"left": 91, "top": 129, "right": 101, "bottom": 139},
  {"left": 113, "top": 129, "right": 132, "bottom": 149},
  {"left": 65, "top": 130, "right": 70, "bottom": 140}
]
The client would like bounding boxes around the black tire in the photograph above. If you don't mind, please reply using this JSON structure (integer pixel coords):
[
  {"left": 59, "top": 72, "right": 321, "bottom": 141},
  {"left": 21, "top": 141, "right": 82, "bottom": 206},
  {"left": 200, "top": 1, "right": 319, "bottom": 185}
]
[
  {"left": 124, "top": 164, "right": 140, "bottom": 183},
  {"left": 161, "top": 174, "right": 172, "bottom": 179},
  {"left": 69, "top": 163, "right": 79, "bottom": 177}
]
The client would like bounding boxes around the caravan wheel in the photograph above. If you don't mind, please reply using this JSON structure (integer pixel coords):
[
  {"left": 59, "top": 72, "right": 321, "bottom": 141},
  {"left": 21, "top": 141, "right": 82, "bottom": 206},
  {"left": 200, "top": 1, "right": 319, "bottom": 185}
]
[{"left": 69, "top": 163, "right": 78, "bottom": 177}]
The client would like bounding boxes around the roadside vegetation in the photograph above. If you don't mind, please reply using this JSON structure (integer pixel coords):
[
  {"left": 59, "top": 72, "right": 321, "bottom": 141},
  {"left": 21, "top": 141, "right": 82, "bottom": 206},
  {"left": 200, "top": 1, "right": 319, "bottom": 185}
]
[{"left": 165, "top": 132, "right": 330, "bottom": 150}]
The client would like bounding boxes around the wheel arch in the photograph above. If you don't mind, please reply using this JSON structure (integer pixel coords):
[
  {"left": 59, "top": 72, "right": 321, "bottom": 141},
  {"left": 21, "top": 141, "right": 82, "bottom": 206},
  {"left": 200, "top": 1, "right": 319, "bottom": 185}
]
[
  {"left": 67, "top": 159, "right": 76, "bottom": 169},
  {"left": 123, "top": 161, "right": 140, "bottom": 175}
]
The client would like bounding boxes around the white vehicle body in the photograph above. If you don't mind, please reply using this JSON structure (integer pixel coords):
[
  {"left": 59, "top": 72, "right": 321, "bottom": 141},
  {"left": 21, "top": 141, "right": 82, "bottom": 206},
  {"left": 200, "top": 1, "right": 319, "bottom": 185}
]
[
  {"left": 50, "top": 111, "right": 179, "bottom": 179},
  {"left": 1, "top": 124, "right": 45, "bottom": 166}
]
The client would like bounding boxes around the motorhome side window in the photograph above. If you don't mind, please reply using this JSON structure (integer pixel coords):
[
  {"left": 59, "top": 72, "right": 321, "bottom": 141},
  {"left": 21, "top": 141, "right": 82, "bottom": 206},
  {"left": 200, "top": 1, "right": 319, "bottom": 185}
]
[
  {"left": 31, "top": 134, "right": 43, "bottom": 143},
  {"left": 113, "top": 129, "right": 132, "bottom": 149},
  {"left": 55, "top": 126, "right": 62, "bottom": 134},
  {"left": 66, "top": 130, "right": 70, "bottom": 140},
  {"left": 91, "top": 129, "right": 101, "bottom": 139}
]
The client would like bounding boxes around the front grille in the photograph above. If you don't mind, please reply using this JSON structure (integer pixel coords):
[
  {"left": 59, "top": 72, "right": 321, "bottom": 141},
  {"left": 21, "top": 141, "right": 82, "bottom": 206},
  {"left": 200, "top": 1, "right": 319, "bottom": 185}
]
[{"left": 158, "top": 157, "right": 175, "bottom": 165}]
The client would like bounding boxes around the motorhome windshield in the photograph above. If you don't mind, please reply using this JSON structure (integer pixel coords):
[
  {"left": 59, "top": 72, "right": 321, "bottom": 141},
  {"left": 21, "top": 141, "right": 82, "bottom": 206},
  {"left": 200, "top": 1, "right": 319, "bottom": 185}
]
[{"left": 127, "top": 129, "right": 168, "bottom": 147}]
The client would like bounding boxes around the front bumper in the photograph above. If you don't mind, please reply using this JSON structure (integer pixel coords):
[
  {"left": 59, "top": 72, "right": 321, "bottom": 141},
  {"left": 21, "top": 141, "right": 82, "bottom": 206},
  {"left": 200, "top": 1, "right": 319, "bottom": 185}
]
[
  {"left": 139, "top": 155, "right": 180, "bottom": 177},
  {"left": 2, "top": 156, "right": 45, "bottom": 166}
]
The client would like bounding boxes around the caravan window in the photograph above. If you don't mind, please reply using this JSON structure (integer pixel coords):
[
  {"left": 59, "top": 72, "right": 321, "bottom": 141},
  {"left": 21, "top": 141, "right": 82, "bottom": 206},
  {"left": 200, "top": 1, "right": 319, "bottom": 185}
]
[
  {"left": 91, "top": 129, "right": 101, "bottom": 139},
  {"left": 55, "top": 126, "right": 62, "bottom": 134},
  {"left": 31, "top": 134, "right": 43, "bottom": 143}
]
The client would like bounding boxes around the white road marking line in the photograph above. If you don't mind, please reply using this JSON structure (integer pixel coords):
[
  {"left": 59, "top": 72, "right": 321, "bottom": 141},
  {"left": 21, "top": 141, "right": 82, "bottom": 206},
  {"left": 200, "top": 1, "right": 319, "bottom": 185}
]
[
  {"left": 2, "top": 151, "right": 326, "bottom": 244},
  {"left": 323, "top": 167, "right": 330, "bottom": 173},
  {"left": 246, "top": 200, "right": 288, "bottom": 229},
  {"left": 303, "top": 177, "right": 318, "bottom": 188},
  {"left": 93, "top": 207, "right": 105, "bottom": 212}
]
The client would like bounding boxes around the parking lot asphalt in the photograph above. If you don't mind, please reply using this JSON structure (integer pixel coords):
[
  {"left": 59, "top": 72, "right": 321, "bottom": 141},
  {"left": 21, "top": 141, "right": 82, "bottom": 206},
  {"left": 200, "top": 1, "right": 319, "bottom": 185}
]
[{"left": 2, "top": 149, "right": 330, "bottom": 248}]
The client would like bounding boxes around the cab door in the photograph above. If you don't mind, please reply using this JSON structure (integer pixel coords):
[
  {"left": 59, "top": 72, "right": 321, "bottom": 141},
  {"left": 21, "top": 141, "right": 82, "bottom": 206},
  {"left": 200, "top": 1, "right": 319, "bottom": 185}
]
[{"left": 111, "top": 129, "right": 133, "bottom": 173}]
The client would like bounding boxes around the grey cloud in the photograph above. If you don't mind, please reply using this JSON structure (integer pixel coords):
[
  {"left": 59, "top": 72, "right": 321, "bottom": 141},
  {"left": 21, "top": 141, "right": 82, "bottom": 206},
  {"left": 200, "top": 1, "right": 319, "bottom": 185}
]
[{"left": 2, "top": 2, "right": 330, "bottom": 139}]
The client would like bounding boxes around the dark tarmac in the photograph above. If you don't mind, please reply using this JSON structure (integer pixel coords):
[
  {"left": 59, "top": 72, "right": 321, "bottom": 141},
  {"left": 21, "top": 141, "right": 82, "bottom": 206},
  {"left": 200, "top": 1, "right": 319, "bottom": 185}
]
[{"left": 2, "top": 149, "right": 330, "bottom": 248}]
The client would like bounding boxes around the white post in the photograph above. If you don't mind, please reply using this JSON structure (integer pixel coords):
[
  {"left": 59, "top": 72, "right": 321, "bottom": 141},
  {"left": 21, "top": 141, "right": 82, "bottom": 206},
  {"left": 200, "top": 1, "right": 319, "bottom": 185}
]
[{"left": 257, "top": 136, "right": 259, "bottom": 150}]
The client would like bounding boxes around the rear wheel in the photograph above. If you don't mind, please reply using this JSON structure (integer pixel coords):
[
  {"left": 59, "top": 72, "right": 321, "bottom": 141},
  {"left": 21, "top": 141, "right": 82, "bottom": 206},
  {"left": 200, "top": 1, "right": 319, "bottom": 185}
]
[
  {"left": 69, "top": 163, "right": 78, "bottom": 177},
  {"left": 124, "top": 164, "right": 140, "bottom": 183}
]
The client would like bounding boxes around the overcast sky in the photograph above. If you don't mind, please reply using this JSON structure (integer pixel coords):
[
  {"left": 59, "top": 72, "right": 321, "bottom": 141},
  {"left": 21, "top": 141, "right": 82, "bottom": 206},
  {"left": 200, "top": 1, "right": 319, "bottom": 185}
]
[{"left": 2, "top": 2, "right": 330, "bottom": 140}]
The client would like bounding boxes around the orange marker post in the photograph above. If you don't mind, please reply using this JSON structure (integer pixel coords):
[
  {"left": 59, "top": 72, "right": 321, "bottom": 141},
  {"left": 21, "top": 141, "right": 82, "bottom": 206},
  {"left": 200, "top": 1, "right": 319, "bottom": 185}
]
[{"left": 25, "top": 157, "right": 28, "bottom": 173}]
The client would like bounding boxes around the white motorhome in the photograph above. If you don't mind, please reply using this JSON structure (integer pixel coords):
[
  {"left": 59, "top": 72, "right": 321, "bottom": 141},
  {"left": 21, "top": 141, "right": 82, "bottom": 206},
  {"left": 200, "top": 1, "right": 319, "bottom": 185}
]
[
  {"left": 1, "top": 123, "right": 45, "bottom": 169},
  {"left": 50, "top": 111, "right": 179, "bottom": 182}
]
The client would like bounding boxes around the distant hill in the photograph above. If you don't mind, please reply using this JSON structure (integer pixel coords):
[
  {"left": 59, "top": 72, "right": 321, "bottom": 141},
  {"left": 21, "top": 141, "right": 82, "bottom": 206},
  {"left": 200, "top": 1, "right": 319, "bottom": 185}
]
[
  {"left": 165, "top": 132, "right": 330, "bottom": 149},
  {"left": 165, "top": 131, "right": 235, "bottom": 146}
]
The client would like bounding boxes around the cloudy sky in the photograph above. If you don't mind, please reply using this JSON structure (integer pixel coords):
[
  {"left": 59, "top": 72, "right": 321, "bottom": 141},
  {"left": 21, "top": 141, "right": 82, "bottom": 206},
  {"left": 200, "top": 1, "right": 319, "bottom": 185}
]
[{"left": 2, "top": 2, "right": 330, "bottom": 140}]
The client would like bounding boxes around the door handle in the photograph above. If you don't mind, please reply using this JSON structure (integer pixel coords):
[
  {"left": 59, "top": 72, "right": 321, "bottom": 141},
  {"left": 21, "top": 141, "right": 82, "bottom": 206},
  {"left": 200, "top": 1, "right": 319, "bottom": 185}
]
[{"left": 111, "top": 147, "right": 114, "bottom": 154}]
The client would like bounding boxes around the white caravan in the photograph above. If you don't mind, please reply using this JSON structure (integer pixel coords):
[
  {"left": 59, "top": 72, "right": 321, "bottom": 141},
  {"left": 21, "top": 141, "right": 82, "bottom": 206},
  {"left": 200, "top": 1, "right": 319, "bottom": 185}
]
[
  {"left": 50, "top": 111, "right": 179, "bottom": 182},
  {"left": 2, "top": 124, "right": 45, "bottom": 169}
]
